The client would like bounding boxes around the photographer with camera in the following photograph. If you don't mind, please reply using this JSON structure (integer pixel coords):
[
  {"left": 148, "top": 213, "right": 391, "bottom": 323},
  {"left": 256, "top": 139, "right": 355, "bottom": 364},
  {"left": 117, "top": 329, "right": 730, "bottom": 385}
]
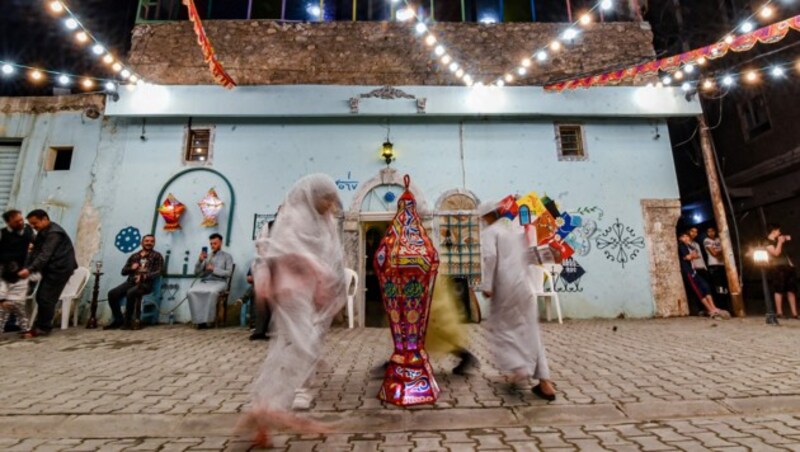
[{"left": 766, "top": 224, "right": 797, "bottom": 319}]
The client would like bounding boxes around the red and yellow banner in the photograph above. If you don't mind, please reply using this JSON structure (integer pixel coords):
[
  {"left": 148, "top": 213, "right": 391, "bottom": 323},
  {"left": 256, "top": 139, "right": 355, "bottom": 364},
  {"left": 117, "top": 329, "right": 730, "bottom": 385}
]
[
  {"left": 546, "top": 14, "right": 800, "bottom": 91},
  {"left": 182, "top": 0, "right": 237, "bottom": 89}
]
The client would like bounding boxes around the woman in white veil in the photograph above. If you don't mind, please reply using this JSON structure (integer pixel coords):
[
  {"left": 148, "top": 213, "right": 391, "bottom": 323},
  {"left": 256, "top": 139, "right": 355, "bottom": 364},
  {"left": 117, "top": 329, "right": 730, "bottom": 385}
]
[{"left": 238, "top": 174, "right": 346, "bottom": 446}]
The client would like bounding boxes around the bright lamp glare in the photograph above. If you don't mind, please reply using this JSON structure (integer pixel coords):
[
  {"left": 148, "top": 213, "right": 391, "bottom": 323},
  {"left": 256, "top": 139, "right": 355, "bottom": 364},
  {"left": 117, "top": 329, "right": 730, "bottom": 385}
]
[
  {"left": 58, "top": 75, "right": 70, "bottom": 85},
  {"left": 600, "top": 0, "right": 613, "bottom": 10},
  {"left": 740, "top": 22, "right": 754, "bottom": 33},
  {"left": 1, "top": 64, "right": 14, "bottom": 75},
  {"left": 415, "top": 23, "right": 427, "bottom": 34},
  {"left": 65, "top": 18, "right": 78, "bottom": 30}
]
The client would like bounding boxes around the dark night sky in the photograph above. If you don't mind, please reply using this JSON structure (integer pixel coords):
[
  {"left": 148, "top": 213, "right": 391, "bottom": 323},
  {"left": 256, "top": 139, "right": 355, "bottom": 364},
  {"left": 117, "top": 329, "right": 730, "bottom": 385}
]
[{"left": 0, "top": 0, "right": 779, "bottom": 96}]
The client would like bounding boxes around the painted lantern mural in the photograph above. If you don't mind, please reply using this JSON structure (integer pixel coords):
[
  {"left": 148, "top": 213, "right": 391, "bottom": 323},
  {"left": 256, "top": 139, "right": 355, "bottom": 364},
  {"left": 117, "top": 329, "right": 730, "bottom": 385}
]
[{"left": 373, "top": 175, "right": 440, "bottom": 406}]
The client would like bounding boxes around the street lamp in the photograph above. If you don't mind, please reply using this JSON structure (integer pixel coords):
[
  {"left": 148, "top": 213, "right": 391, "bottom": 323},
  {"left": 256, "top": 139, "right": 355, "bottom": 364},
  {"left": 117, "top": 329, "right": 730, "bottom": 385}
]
[{"left": 753, "top": 248, "right": 779, "bottom": 325}]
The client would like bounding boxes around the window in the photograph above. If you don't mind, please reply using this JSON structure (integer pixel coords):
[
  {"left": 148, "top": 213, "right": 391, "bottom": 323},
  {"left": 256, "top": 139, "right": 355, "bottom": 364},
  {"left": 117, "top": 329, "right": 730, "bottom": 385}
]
[
  {"left": 436, "top": 193, "right": 481, "bottom": 283},
  {"left": 184, "top": 127, "right": 214, "bottom": 163},
  {"left": 555, "top": 124, "right": 587, "bottom": 161},
  {"left": 46, "top": 147, "right": 73, "bottom": 171},
  {"left": 738, "top": 94, "right": 771, "bottom": 140}
]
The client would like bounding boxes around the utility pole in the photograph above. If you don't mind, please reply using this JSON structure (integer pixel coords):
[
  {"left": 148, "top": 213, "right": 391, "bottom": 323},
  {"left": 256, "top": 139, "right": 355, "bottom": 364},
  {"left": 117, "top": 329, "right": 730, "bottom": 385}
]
[{"left": 697, "top": 114, "right": 745, "bottom": 317}]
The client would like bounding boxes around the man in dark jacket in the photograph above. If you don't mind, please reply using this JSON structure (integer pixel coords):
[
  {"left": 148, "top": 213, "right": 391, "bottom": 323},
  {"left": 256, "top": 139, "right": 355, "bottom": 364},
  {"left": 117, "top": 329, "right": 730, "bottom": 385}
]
[
  {"left": 105, "top": 235, "right": 164, "bottom": 330},
  {"left": 18, "top": 210, "right": 77, "bottom": 337},
  {"left": 0, "top": 210, "right": 35, "bottom": 333}
]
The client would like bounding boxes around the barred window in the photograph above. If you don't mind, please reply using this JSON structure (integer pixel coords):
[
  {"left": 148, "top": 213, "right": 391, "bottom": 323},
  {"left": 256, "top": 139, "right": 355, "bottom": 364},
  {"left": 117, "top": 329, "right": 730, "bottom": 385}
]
[
  {"left": 436, "top": 193, "right": 481, "bottom": 283},
  {"left": 555, "top": 123, "right": 588, "bottom": 161}
]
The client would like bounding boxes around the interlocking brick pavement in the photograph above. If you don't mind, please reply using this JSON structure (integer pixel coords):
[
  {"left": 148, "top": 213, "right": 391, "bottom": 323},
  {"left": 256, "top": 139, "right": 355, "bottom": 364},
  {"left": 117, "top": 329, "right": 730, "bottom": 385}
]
[{"left": 1, "top": 317, "right": 800, "bottom": 450}]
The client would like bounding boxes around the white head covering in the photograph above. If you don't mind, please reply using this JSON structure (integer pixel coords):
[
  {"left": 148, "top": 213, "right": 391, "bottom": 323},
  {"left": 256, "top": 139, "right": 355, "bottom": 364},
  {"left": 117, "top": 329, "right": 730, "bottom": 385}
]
[{"left": 254, "top": 174, "right": 346, "bottom": 317}]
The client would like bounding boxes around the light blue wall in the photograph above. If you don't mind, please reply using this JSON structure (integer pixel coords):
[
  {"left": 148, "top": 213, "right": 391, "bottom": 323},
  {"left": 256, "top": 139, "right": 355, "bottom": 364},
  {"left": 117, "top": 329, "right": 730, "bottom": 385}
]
[{"left": 2, "top": 86, "right": 688, "bottom": 323}]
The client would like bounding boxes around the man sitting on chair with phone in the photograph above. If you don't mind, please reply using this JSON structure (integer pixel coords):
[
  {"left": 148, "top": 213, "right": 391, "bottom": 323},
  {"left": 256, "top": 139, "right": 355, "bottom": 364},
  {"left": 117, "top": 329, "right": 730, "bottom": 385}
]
[{"left": 188, "top": 233, "right": 234, "bottom": 329}]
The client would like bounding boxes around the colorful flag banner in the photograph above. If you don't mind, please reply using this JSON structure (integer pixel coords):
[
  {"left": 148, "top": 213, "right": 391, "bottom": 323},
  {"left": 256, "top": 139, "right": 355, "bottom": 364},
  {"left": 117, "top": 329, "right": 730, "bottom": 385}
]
[{"left": 183, "top": 0, "right": 237, "bottom": 89}]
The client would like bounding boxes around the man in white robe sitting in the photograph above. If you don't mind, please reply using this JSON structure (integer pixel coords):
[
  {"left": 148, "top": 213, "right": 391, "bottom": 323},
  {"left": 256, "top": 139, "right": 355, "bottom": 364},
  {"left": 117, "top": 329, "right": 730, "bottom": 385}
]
[{"left": 188, "top": 233, "right": 234, "bottom": 328}]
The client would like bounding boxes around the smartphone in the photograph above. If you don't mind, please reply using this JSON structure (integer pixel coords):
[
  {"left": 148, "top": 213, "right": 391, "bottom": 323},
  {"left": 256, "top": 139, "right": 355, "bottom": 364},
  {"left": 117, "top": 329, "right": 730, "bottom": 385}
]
[{"left": 201, "top": 246, "right": 208, "bottom": 254}]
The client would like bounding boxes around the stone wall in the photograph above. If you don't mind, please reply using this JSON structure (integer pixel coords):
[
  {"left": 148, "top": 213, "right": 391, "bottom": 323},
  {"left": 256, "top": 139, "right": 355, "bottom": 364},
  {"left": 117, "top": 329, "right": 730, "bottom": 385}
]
[
  {"left": 129, "top": 21, "right": 655, "bottom": 86},
  {"left": 0, "top": 94, "right": 104, "bottom": 115},
  {"left": 641, "top": 199, "right": 688, "bottom": 318}
]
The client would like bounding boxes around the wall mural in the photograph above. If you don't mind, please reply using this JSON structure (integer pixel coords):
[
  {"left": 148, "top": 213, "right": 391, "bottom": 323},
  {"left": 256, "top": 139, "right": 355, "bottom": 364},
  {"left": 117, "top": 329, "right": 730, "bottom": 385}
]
[
  {"left": 114, "top": 226, "right": 142, "bottom": 253},
  {"left": 596, "top": 218, "right": 645, "bottom": 269}
]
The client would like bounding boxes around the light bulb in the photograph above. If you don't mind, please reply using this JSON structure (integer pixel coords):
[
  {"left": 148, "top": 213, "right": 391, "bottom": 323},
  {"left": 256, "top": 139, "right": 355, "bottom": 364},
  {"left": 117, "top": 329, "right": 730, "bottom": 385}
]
[
  {"left": 697, "top": 57, "right": 707, "bottom": 65},
  {"left": 745, "top": 70, "right": 758, "bottom": 83},
  {"left": 674, "top": 70, "right": 684, "bottom": 80},
  {"left": 448, "top": 62, "right": 458, "bottom": 72},
  {"left": 425, "top": 34, "right": 436, "bottom": 46},
  {"left": 441, "top": 55, "right": 451, "bottom": 64},
  {"left": 65, "top": 18, "right": 78, "bottom": 30},
  {"left": 434, "top": 45, "right": 445, "bottom": 56},
  {"left": 702, "top": 79, "right": 715, "bottom": 91},
  {"left": 681, "top": 82, "right": 691, "bottom": 92},
  {"left": 662, "top": 76, "right": 672, "bottom": 85},
  {"left": 58, "top": 74, "right": 70, "bottom": 85},
  {"left": 105, "top": 81, "right": 117, "bottom": 91},
  {"left": 463, "top": 74, "right": 472, "bottom": 84},
  {"left": 562, "top": 28, "right": 578, "bottom": 40},
  {"left": 517, "top": 67, "right": 527, "bottom": 76},
  {"left": 112, "top": 62, "right": 123, "bottom": 72},
  {"left": 600, "top": 0, "right": 613, "bottom": 10},
  {"left": 740, "top": 22, "right": 754, "bottom": 33},
  {"left": 684, "top": 63, "right": 695, "bottom": 73},
  {"left": 415, "top": 23, "right": 427, "bottom": 34},
  {"left": 82, "top": 78, "right": 94, "bottom": 89},
  {"left": 580, "top": 14, "right": 592, "bottom": 26},
  {"left": 76, "top": 31, "right": 89, "bottom": 43},
  {"left": 92, "top": 44, "right": 105, "bottom": 55},
  {"left": 455, "top": 69, "right": 464, "bottom": 78},
  {"left": 103, "top": 54, "right": 114, "bottom": 65},
  {"left": 496, "top": 80, "right": 505, "bottom": 87},
  {"left": 49, "top": 1, "right": 64, "bottom": 13},
  {"left": 30, "top": 70, "right": 43, "bottom": 81},
  {"left": 307, "top": 5, "right": 321, "bottom": 17},
  {"left": 771, "top": 66, "right": 785, "bottom": 77},
  {"left": 550, "top": 41, "right": 562, "bottom": 51},
  {"left": 129, "top": 75, "right": 139, "bottom": 83},
  {"left": 396, "top": 7, "right": 413, "bottom": 21},
  {"left": 760, "top": 5, "right": 774, "bottom": 19},
  {"left": 722, "top": 75, "right": 734, "bottom": 86},
  {"left": 724, "top": 35, "right": 734, "bottom": 44},
  {"left": 536, "top": 50, "right": 547, "bottom": 62},
  {"left": 1, "top": 64, "right": 14, "bottom": 75},
  {"left": 504, "top": 73, "right": 513, "bottom": 82},
  {"left": 521, "top": 58, "right": 531, "bottom": 67},
  {"left": 121, "top": 69, "right": 131, "bottom": 79}
]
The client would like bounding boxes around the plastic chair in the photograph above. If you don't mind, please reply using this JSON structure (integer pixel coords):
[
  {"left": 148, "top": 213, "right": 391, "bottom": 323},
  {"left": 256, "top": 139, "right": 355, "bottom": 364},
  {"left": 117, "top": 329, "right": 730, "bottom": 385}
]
[
  {"left": 344, "top": 268, "right": 358, "bottom": 329},
  {"left": 58, "top": 267, "right": 91, "bottom": 330},
  {"left": 538, "top": 264, "right": 563, "bottom": 324},
  {"left": 120, "top": 275, "right": 164, "bottom": 325}
]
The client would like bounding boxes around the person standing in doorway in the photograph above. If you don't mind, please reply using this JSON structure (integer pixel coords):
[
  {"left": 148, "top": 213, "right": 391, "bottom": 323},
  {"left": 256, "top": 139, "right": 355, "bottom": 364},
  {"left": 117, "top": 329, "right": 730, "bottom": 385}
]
[
  {"left": 678, "top": 231, "right": 729, "bottom": 319},
  {"left": 18, "top": 210, "right": 77, "bottom": 338},
  {"left": 703, "top": 227, "right": 730, "bottom": 310},
  {"left": 766, "top": 224, "right": 798, "bottom": 319}
]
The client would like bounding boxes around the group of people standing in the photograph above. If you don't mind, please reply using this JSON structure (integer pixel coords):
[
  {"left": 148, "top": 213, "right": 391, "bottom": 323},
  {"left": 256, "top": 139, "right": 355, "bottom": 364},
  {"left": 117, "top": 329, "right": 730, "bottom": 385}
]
[{"left": 0, "top": 209, "right": 77, "bottom": 338}]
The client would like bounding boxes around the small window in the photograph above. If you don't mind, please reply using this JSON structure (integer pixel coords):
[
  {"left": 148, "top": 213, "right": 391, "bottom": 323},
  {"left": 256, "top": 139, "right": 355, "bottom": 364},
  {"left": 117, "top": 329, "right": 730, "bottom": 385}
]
[
  {"left": 46, "top": 147, "right": 73, "bottom": 171},
  {"left": 738, "top": 94, "right": 771, "bottom": 141},
  {"left": 184, "top": 127, "right": 213, "bottom": 163},
  {"left": 555, "top": 124, "right": 587, "bottom": 161}
]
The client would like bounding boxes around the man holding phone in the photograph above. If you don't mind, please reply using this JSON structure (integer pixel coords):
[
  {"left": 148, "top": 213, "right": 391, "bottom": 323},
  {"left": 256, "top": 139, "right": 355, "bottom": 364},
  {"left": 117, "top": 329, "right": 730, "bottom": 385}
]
[
  {"left": 766, "top": 224, "right": 798, "bottom": 319},
  {"left": 188, "top": 233, "right": 234, "bottom": 328},
  {"left": 105, "top": 235, "right": 164, "bottom": 330}
]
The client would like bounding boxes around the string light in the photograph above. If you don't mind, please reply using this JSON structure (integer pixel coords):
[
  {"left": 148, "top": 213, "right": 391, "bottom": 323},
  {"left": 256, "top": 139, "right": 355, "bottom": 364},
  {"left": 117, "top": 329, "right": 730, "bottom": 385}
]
[
  {"left": 0, "top": 59, "right": 133, "bottom": 91},
  {"left": 600, "top": 0, "right": 613, "bottom": 10},
  {"left": 1, "top": 64, "right": 13, "bottom": 75},
  {"left": 521, "top": 58, "right": 532, "bottom": 68},
  {"left": 58, "top": 74, "right": 70, "bottom": 85},
  {"left": 415, "top": 23, "right": 427, "bottom": 34},
  {"left": 722, "top": 74, "right": 735, "bottom": 86},
  {"left": 562, "top": 28, "right": 579, "bottom": 40},
  {"left": 82, "top": 78, "right": 94, "bottom": 89},
  {"left": 662, "top": 75, "right": 672, "bottom": 85},
  {"left": 30, "top": 70, "right": 44, "bottom": 81},
  {"left": 44, "top": 0, "right": 145, "bottom": 85},
  {"left": 434, "top": 45, "right": 445, "bottom": 56},
  {"left": 504, "top": 74, "right": 513, "bottom": 82},
  {"left": 702, "top": 79, "right": 715, "bottom": 91},
  {"left": 681, "top": 82, "right": 692, "bottom": 92},
  {"left": 674, "top": 70, "right": 684, "bottom": 80},
  {"left": 771, "top": 66, "right": 785, "bottom": 77},
  {"left": 740, "top": 21, "right": 755, "bottom": 33},
  {"left": 684, "top": 63, "right": 695, "bottom": 74},
  {"left": 517, "top": 67, "right": 527, "bottom": 75},
  {"left": 745, "top": 70, "right": 759, "bottom": 83},
  {"left": 425, "top": 34, "right": 436, "bottom": 46},
  {"left": 104, "top": 81, "right": 117, "bottom": 92},
  {"left": 724, "top": 35, "right": 734, "bottom": 44},
  {"left": 536, "top": 50, "right": 548, "bottom": 62},
  {"left": 550, "top": 41, "right": 562, "bottom": 51},
  {"left": 448, "top": 62, "right": 459, "bottom": 72},
  {"left": 441, "top": 55, "right": 452, "bottom": 65},
  {"left": 49, "top": 1, "right": 64, "bottom": 13},
  {"left": 580, "top": 14, "right": 592, "bottom": 26},
  {"left": 760, "top": 5, "right": 774, "bottom": 18}
]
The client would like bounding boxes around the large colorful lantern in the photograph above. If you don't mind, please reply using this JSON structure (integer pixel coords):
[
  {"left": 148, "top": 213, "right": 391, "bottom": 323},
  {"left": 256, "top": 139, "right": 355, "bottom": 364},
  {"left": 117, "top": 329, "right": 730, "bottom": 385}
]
[
  {"left": 374, "top": 175, "right": 440, "bottom": 406},
  {"left": 158, "top": 193, "right": 186, "bottom": 231},
  {"left": 198, "top": 188, "right": 224, "bottom": 227}
]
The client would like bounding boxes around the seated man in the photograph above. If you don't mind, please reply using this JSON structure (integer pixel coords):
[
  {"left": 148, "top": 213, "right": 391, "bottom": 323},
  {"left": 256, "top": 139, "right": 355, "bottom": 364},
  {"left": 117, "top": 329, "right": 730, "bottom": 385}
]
[
  {"left": 188, "top": 233, "right": 234, "bottom": 328},
  {"left": 106, "top": 235, "right": 164, "bottom": 330}
]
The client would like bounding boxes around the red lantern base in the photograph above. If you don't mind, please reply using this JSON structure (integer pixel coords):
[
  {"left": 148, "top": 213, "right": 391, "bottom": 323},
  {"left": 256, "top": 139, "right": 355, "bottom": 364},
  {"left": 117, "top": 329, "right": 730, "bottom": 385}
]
[{"left": 378, "top": 350, "right": 440, "bottom": 406}]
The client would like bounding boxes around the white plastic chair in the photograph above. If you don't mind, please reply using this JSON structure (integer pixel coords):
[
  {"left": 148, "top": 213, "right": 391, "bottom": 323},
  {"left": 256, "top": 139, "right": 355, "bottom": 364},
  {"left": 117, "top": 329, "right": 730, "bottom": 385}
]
[
  {"left": 57, "top": 267, "right": 91, "bottom": 329},
  {"left": 538, "top": 264, "right": 563, "bottom": 324},
  {"left": 344, "top": 268, "right": 358, "bottom": 329}
]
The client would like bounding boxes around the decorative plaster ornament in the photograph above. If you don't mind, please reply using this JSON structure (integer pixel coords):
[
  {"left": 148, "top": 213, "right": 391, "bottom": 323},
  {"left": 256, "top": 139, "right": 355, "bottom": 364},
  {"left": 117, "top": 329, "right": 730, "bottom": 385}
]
[
  {"left": 158, "top": 193, "right": 186, "bottom": 231},
  {"left": 374, "top": 175, "right": 440, "bottom": 406},
  {"left": 115, "top": 226, "right": 142, "bottom": 253},
  {"left": 198, "top": 188, "right": 224, "bottom": 227}
]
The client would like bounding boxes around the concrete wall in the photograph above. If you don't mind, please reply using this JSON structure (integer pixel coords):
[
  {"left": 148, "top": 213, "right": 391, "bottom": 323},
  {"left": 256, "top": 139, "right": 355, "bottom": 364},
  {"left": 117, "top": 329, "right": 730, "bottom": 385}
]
[
  {"left": 129, "top": 21, "right": 656, "bottom": 86},
  {"left": 1, "top": 88, "right": 688, "bottom": 324}
]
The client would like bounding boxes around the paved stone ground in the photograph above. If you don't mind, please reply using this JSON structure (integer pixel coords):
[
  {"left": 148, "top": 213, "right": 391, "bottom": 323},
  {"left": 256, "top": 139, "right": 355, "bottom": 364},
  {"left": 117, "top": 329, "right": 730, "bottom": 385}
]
[{"left": 1, "top": 317, "right": 800, "bottom": 451}]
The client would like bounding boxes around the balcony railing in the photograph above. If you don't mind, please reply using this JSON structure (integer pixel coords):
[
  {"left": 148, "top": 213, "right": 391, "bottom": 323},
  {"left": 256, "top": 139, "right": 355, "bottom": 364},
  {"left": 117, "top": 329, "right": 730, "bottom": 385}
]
[{"left": 136, "top": 0, "right": 641, "bottom": 24}]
